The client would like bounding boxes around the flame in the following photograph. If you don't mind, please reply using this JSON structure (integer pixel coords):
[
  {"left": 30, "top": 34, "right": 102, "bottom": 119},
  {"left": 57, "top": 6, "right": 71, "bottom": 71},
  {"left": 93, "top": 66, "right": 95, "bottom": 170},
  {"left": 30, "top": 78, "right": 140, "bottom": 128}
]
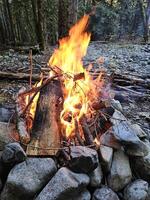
[{"left": 49, "top": 15, "right": 101, "bottom": 138}]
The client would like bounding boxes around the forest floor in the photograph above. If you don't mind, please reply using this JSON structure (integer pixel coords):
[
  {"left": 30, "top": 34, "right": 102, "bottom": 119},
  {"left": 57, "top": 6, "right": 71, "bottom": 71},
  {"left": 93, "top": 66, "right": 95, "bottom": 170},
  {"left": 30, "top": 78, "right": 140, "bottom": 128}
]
[{"left": 0, "top": 42, "right": 149, "bottom": 136}]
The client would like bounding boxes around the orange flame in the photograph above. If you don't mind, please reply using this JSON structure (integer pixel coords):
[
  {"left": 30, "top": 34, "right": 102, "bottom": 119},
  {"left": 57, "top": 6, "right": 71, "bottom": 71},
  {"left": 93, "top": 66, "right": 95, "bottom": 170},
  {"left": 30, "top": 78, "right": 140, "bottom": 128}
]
[{"left": 49, "top": 15, "right": 100, "bottom": 138}]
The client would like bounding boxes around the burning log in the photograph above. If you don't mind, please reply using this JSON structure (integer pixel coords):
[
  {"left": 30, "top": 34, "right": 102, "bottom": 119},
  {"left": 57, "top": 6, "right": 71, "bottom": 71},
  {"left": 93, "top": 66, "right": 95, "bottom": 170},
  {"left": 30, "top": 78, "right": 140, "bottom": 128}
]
[{"left": 26, "top": 79, "right": 63, "bottom": 156}]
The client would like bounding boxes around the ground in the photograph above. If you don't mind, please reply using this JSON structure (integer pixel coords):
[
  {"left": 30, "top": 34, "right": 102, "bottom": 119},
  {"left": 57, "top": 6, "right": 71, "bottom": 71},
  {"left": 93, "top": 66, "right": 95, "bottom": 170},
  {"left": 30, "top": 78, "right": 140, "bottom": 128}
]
[{"left": 0, "top": 42, "right": 149, "bottom": 135}]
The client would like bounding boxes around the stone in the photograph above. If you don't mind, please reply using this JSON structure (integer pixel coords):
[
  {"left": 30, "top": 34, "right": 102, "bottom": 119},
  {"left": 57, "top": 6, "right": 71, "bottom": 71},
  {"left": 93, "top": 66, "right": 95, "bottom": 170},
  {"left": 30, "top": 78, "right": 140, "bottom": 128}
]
[
  {"left": 131, "top": 124, "right": 147, "bottom": 139},
  {"left": 111, "top": 111, "right": 149, "bottom": 157},
  {"left": 146, "top": 188, "right": 150, "bottom": 200},
  {"left": 68, "top": 146, "right": 98, "bottom": 173},
  {"left": 108, "top": 150, "right": 132, "bottom": 191},
  {"left": 111, "top": 99, "right": 123, "bottom": 112},
  {"left": 89, "top": 162, "right": 103, "bottom": 187},
  {"left": 124, "top": 179, "right": 148, "bottom": 200},
  {"left": 35, "top": 167, "right": 90, "bottom": 200},
  {"left": 100, "top": 130, "right": 121, "bottom": 150},
  {"left": 1, "top": 158, "right": 57, "bottom": 200},
  {"left": 92, "top": 186, "right": 120, "bottom": 200},
  {"left": 99, "top": 145, "right": 113, "bottom": 172},
  {"left": 1, "top": 142, "right": 27, "bottom": 165}
]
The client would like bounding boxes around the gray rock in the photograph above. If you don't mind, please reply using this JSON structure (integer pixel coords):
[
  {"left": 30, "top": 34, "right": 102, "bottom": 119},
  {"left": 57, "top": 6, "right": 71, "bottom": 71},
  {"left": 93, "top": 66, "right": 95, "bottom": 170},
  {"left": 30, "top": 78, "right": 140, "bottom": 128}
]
[
  {"left": 111, "top": 111, "right": 148, "bottom": 157},
  {"left": 68, "top": 146, "right": 98, "bottom": 173},
  {"left": 1, "top": 142, "right": 27, "bottom": 165},
  {"left": 131, "top": 124, "right": 147, "bottom": 139},
  {"left": 35, "top": 167, "right": 90, "bottom": 200},
  {"left": 124, "top": 179, "right": 148, "bottom": 200},
  {"left": 100, "top": 131, "right": 121, "bottom": 150},
  {"left": 1, "top": 158, "right": 57, "bottom": 200},
  {"left": 92, "top": 186, "right": 120, "bottom": 200},
  {"left": 89, "top": 162, "right": 103, "bottom": 187},
  {"left": 108, "top": 150, "right": 132, "bottom": 191},
  {"left": 146, "top": 187, "right": 150, "bottom": 200},
  {"left": 111, "top": 99, "right": 123, "bottom": 112},
  {"left": 99, "top": 145, "right": 113, "bottom": 172}
]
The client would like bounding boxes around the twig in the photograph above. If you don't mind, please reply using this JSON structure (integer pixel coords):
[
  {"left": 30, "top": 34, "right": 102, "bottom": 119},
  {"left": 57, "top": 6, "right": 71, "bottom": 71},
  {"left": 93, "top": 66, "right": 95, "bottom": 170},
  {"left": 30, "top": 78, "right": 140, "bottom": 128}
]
[{"left": 29, "top": 49, "right": 33, "bottom": 88}]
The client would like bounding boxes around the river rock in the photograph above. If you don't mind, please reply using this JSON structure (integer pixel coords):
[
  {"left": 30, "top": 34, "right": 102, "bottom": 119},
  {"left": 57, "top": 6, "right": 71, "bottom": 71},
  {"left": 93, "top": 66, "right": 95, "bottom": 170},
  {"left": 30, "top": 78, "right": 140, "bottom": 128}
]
[
  {"left": 99, "top": 145, "right": 113, "bottom": 172},
  {"left": 92, "top": 186, "right": 120, "bottom": 200},
  {"left": 35, "top": 167, "right": 90, "bottom": 200},
  {"left": 111, "top": 111, "right": 148, "bottom": 157},
  {"left": 1, "top": 142, "right": 26, "bottom": 165},
  {"left": 68, "top": 146, "right": 98, "bottom": 173},
  {"left": 1, "top": 158, "right": 57, "bottom": 200},
  {"left": 124, "top": 179, "right": 148, "bottom": 200},
  {"left": 108, "top": 150, "right": 132, "bottom": 191},
  {"left": 89, "top": 162, "right": 103, "bottom": 187}
]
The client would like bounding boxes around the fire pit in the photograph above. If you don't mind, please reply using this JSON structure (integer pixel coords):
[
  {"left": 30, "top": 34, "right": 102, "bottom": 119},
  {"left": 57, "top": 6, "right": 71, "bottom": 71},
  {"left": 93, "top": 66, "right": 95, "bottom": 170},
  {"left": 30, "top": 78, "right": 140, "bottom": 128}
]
[{"left": 0, "top": 15, "right": 150, "bottom": 200}]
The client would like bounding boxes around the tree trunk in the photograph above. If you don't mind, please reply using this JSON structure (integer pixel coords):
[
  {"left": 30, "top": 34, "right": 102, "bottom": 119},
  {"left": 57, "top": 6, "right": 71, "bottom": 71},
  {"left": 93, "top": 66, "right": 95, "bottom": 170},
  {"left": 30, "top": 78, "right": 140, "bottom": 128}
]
[{"left": 68, "top": 0, "right": 78, "bottom": 28}]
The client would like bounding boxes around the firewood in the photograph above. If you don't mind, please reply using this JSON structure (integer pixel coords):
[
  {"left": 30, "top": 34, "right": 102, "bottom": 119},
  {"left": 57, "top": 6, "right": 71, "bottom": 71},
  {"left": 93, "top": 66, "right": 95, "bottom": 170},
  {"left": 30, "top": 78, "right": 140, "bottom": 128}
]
[
  {"left": 26, "top": 79, "right": 63, "bottom": 156},
  {"left": 80, "top": 115, "right": 94, "bottom": 145}
]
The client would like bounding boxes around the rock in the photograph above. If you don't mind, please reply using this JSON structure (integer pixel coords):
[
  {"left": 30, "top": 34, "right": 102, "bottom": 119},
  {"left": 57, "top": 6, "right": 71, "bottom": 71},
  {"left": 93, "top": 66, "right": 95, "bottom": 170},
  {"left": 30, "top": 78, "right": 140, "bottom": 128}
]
[
  {"left": 35, "top": 167, "right": 90, "bottom": 200},
  {"left": 1, "top": 142, "right": 26, "bottom": 165},
  {"left": 111, "top": 99, "right": 123, "bottom": 112},
  {"left": 131, "top": 124, "right": 147, "bottom": 139},
  {"left": 131, "top": 153, "right": 150, "bottom": 181},
  {"left": 108, "top": 150, "right": 132, "bottom": 191},
  {"left": 124, "top": 179, "right": 148, "bottom": 200},
  {"left": 99, "top": 145, "right": 113, "bottom": 172},
  {"left": 89, "top": 162, "right": 103, "bottom": 187},
  {"left": 146, "top": 188, "right": 150, "bottom": 200},
  {"left": 92, "top": 186, "right": 120, "bottom": 200},
  {"left": 100, "top": 130, "right": 121, "bottom": 150},
  {"left": 68, "top": 146, "right": 98, "bottom": 173},
  {"left": 1, "top": 158, "right": 57, "bottom": 200},
  {"left": 111, "top": 111, "right": 149, "bottom": 157}
]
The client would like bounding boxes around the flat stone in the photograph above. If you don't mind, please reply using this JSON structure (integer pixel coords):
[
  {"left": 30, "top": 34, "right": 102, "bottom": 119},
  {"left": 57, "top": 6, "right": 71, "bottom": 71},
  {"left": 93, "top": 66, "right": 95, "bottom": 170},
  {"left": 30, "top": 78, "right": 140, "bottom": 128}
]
[
  {"left": 99, "top": 145, "right": 113, "bottom": 172},
  {"left": 124, "top": 179, "right": 148, "bottom": 200},
  {"left": 108, "top": 150, "right": 132, "bottom": 191},
  {"left": 131, "top": 124, "right": 147, "bottom": 139},
  {"left": 92, "top": 186, "right": 120, "bottom": 200},
  {"left": 1, "top": 142, "right": 27, "bottom": 165},
  {"left": 35, "top": 167, "right": 90, "bottom": 200},
  {"left": 1, "top": 158, "right": 57, "bottom": 200},
  {"left": 89, "top": 162, "right": 103, "bottom": 187},
  {"left": 111, "top": 111, "right": 148, "bottom": 157},
  {"left": 68, "top": 146, "right": 98, "bottom": 173}
]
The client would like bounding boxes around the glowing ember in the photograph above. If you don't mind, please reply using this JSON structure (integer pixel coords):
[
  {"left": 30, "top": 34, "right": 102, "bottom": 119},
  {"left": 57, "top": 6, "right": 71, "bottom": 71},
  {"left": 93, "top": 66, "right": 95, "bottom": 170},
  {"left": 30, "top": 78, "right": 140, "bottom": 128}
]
[{"left": 49, "top": 15, "right": 102, "bottom": 138}]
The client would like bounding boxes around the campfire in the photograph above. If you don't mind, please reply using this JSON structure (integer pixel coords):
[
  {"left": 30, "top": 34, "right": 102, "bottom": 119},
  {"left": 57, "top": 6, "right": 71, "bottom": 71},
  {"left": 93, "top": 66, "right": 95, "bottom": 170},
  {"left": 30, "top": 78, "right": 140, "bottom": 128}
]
[
  {"left": 16, "top": 15, "right": 111, "bottom": 155},
  {"left": 0, "top": 14, "right": 149, "bottom": 200}
]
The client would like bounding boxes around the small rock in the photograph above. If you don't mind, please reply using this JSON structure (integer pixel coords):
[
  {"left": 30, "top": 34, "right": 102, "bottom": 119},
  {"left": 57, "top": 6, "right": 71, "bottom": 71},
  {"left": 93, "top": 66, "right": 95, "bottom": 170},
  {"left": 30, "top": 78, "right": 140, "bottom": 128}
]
[
  {"left": 35, "top": 167, "right": 90, "bottom": 200},
  {"left": 131, "top": 124, "right": 147, "bottom": 139},
  {"left": 99, "top": 145, "right": 113, "bottom": 172},
  {"left": 2, "top": 142, "right": 26, "bottom": 165},
  {"left": 89, "top": 162, "right": 103, "bottom": 187},
  {"left": 111, "top": 99, "right": 123, "bottom": 112},
  {"left": 108, "top": 150, "right": 132, "bottom": 191},
  {"left": 1, "top": 158, "right": 57, "bottom": 200},
  {"left": 124, "top": 179, "right": 148, "bottom": 200},
  {"left": 100, "top": 131, "right": 121, "bottom": 150},
  {"left": 92, "top": 186, "right": 120, "bottom": 200},
  {"left": 68, "top": 146, "right": 98, "bottom": 173},
  {"left": 111, "top": 111, "right": 149, "bottom": 157}
]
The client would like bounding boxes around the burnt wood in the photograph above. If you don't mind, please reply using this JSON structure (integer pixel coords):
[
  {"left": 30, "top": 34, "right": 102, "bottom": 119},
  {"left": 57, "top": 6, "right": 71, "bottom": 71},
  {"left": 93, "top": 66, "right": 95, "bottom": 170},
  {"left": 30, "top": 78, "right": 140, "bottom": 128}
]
[{"left": 26, "top": 79, "right": 63, "bottom": 156}]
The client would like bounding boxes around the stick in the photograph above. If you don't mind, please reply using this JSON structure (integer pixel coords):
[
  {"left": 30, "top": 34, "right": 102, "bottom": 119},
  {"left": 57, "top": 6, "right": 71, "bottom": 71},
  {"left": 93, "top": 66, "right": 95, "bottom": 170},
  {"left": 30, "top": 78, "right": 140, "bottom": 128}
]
[{"left": 29, "top": 49, "right": 33, "bottom": 88}]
